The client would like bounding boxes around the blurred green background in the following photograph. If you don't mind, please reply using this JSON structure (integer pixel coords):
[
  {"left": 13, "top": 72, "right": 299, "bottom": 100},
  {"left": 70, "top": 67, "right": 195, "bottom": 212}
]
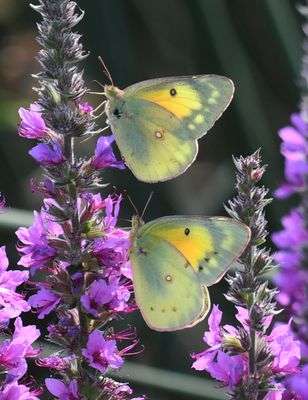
[{"left": 0, "top": 0, "right": 304, "bottom": 398}]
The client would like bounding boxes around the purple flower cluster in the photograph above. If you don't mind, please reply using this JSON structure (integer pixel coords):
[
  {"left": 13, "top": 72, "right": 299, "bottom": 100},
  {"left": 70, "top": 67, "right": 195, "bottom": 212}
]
[
  {"left": 0, "top": 199, "right": 41, "bottom": 398},
  {"left": 192, "top": 305, "right": 300, "bottom": 396},
  {"left": 17, "top": 104, "right": 143, "bottom": 398},
  {"left": 272, "top": 113, "right": 308, "bottom": 398}
]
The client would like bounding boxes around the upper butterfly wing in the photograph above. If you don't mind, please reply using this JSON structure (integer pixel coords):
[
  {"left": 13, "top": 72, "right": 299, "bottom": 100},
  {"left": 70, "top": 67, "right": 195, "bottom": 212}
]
[
  {"left": 141, "top": 216, "right": 250, "bottom": 286},
  {"left": 123, "top": 75, "right": 234, "bottom": 140},
  {"left": 130, "top": 232, "right": 210, "bottom": 331},
  {"left": 110, "top": 99, "right": 197, "bottom": 182}
]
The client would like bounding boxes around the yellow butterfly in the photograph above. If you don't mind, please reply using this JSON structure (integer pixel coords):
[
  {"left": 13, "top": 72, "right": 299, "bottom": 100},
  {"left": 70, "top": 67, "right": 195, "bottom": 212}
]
[
  {"left": 129, "top": 215, "right": 250, "bottom": 331},
  {"left": 104, "top": 75, "right": 234, "bottom": 183}
]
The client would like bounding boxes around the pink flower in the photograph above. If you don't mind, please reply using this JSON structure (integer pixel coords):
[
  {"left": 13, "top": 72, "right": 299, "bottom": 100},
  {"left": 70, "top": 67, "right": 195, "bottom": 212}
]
[
  {"left": 82, "top": 330, "right": 123, "bottom": 373},
  {"left": 18, "top": 104, "right": 46, "bottom": 139}
]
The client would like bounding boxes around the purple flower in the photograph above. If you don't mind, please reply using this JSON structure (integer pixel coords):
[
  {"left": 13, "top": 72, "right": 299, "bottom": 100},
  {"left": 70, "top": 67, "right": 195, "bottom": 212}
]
[
  {"left": 28, "top": 287, "right": 61, "bottom": 319},
  {"left": 192, "top": 305, "right": 224, "bottom": 370},
  {"left": 0, "top": 246, "right": 30, "bottom": 322},
  {"left": 92, "top": 136, "right": 125, "bottom": 170},
  {"left": 81, "top": 279, "right": 117, "bottom": 317},
  {"left": 0, "top": 382, "right": 41, "bottom": 400},
  {"left": 272, "top": 209, "right": 308, "bottom": 309},
  {"left": 272, "top": 210, "right": 308, "bottom": 249},
  {"left": 0, "top": 317, "right": 40, "bottom": 381},
  {"left": 268, "top": 321, "right": 301, "bottom": 375},
  {"left": 275, "top": 114, "right": 308, "bottom": 199},
  {"left": 16, "top": 211, "right": 58, "bottom": 273},
  {"left": 37, "top": 355, "right": 69, "bottom": 370},
  {"left": 82, "top": 330, "right": 123, "bottom": 373},
  {"left": 29, "top": 141, "right": 65, "bottom": 166},
  {"left": 45, "top": 378, "right": 79, "bottom": 400},
  {"left": 18, "top": 104, "right": 46, "bottom": 139},
  {"left": 284, "top": 365, "right": 308, "bottom": 399},
  {"left": 206, "top": 351, "right": 245, "bottom": 388},
  {"left": 0, "top": 193, "right": 5, "bottom": 209},
  {"left": 79, "top": 102, "right": 93, "bottom": 113}
]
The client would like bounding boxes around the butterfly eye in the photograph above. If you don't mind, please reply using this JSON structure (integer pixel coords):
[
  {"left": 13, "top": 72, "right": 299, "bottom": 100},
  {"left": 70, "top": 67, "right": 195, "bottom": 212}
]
[
  {"left": 113, "top": 108, "right": 121, "bottom": 118},
  {"left": 170, "top": 88, "right": 177, "bottom": 96}
]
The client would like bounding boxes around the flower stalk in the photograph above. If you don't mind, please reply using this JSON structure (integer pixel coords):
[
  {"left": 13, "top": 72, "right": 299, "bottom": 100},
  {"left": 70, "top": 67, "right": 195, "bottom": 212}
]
[
  {"left": 192, "top": 151, "right": 300, "bottom": 400},
  {"left": 16, "top": 1, "right": 143, "bottom": 398}
]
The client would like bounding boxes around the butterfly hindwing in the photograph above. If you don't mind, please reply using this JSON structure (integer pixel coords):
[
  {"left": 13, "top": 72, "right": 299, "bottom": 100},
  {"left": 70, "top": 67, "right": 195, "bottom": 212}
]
[
  {"left": 111, "top": 98, "right": 197, "bottom": 183},
  {"left": 142, "top": 216, "right": 250, "bottom": 286},
  {"left": 130, "top": 232, "right": 210, "bottom": 331}
]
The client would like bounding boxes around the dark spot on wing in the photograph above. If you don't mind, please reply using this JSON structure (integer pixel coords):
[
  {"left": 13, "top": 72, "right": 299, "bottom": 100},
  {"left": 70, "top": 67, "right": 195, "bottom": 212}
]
[
  {"left": 198, "top": 265, "right": 203, "bottom": 271},
  {"left": 170, "top": 88, "right": 177, "bottom": 96},
  {"left": 172, "top": 307, "right": 177, "bottom": 312},
  {"left": 185, "top": 228, "right": 190, "bottom": 235},
  {"left": 150, "top": 307, "right": 154, "bottom": 311},
  {"left": 204, "top": 258, "right": 210, "bottom": 263}
]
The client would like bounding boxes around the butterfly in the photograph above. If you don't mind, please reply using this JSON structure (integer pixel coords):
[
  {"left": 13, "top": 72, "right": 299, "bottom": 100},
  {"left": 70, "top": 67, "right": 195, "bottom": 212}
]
[
  {"left": 129, "top": 215, "right": 250, "bottom": 331},
  {"left": 104, "top": 75, "right": 234, "bottom": 183}
]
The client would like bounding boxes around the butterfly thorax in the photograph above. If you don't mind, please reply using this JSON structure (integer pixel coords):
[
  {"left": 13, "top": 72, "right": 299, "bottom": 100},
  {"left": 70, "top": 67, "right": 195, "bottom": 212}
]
[{"left": 129, "top": 215, "right": 145, "bottom": 245}]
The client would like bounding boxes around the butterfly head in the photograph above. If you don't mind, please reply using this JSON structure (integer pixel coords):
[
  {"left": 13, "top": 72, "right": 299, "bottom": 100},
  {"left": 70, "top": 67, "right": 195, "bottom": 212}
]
[{"left": 104, "top": 85, "right": 126, "bottom": 122}]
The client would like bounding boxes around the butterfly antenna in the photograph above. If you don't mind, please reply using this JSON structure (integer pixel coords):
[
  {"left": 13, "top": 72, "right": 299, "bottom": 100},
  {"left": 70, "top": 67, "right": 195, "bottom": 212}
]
[
  {"left": 124, "top": 191, "right": 139, "bottom": 217},
  {"left": 141, "top": 192, "right": 154, "bottom": 219},
  {"left": 98, "top": 56, "right": 114, "bottom": 87}
]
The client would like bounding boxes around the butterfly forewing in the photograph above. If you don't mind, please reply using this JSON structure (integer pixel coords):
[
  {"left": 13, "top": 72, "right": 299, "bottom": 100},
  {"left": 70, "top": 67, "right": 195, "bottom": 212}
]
[
  {"left": 142, "top": 216, "right": 250, "bottom": 286},
  {"left": 130, "top": 232, "right": 208, "bottom": 331},
  {"left": 123, "top": 75, "right": 234, "bottom": 140}
]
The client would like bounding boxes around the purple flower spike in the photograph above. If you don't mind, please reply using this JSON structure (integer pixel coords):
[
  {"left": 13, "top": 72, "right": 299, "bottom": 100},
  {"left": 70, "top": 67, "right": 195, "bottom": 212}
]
[
  {"left": 18, "top": 104, "right": 46, "bottom": 139},
  {"left": 82, "top": 330, "right": 123, "bottom": 373},
  {"left": 45, "top": 378, "right": 79, "bottom": 400},
  {"left": 29, "top": 141, "right": 65, "bottom": 166},
  {"left": 92, "top": 135, "right": 125, "bottom": 170}
]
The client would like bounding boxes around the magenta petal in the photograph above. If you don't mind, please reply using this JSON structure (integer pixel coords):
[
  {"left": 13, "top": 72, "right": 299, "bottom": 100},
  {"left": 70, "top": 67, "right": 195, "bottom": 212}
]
[{"left": 45, "top": 378, "right": 68, "bottom": 397}]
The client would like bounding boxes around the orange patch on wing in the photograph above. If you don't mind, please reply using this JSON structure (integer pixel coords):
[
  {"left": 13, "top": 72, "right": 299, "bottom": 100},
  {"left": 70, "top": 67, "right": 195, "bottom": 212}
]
[
  {"left": 138, "top": 84, "right": 202, "bottom": 119},
  {"left": 151, "top": 226, "right": 213, "bottom": 271}
]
